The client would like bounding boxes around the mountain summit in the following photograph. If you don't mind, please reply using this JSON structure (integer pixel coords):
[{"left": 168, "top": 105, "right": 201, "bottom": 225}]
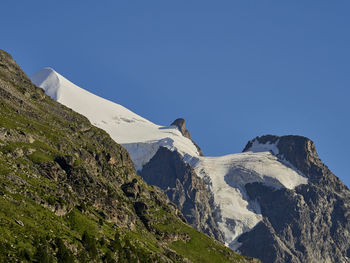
[
  {"left": 32, "top": 68, "right": 201, "bottom": 171},
  {"left": 31, "top": 67, "right": 350, "bottom": 263}
]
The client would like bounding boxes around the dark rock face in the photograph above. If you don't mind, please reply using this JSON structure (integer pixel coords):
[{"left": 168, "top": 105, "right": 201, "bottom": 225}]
[
  {"left": 138, "top": 133, "right": 350, "bottom": 263},
  {"left": 139, "top": 146, "right": 224, "bottom": 242},
  {"left": 244, "top": 135, "right": 347, "bottom": 189},
  {"left": 239, "top": 135, "right": 350, "bottom": 263},
  {"left": 171, "top": 118, "right": 204, "bottom": 156},
  {"left": 171, "top": 118, "right": 189, "bottom": 138}
]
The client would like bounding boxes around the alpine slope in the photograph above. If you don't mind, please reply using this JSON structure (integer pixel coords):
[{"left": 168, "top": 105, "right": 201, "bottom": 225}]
[{"left": 31, "top": 68, "right": 308, "bottom": 250}]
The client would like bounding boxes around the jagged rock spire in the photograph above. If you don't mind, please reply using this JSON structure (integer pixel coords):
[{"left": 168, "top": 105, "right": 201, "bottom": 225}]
[{"left": 171, "top": 118, "right": 203, "bottom": 156}]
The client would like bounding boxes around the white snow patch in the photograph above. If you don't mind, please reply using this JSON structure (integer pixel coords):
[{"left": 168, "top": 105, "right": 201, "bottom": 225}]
[{"left": 245, "top": 139, "right": 280, "bottom": 155}]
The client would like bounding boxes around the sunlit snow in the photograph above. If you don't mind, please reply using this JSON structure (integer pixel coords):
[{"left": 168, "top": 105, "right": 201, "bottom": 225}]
[
  {"left": 31, "top": 68, "right": 200, "bottom": 170},
  {"left": 31, "top": 68, "right": 308, "bottom": 250}
]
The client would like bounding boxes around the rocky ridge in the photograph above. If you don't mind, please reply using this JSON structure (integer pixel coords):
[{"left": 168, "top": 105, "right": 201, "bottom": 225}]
[{"left": 237, "top": 135, "right": 350, "bottom": 263}]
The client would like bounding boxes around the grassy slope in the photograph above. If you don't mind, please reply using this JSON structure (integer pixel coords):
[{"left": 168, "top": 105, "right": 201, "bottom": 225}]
[{"left": 0, "top": 50, "right": 258, "bottom": 263}]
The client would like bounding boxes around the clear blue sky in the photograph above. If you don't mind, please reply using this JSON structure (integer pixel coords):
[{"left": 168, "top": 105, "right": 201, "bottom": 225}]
[{"left": 1, "top": 1, "right": 350, "bottom": 186}]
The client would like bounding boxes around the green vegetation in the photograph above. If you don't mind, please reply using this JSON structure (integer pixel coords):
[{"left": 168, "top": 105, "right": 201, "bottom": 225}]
[
  {"left": 0, "top": 50, "right": 258, "bottom": 262},
  {"left": 28, "top": 150, "right": 54, "bottom": 163},
  {"left": 66, "top": 209, "right": 98, "bottom": 236},
  {"left": 171, "top": 226, "right": 245, "bottom": 263}
]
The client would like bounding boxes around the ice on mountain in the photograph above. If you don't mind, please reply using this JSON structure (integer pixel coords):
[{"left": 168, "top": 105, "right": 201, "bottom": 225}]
[{"left": 31, "top": 68, "right": 308, "bottom": 251}]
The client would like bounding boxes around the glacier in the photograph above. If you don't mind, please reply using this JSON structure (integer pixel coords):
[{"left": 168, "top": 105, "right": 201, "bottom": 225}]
[{"left": 31, "top": 68, "right": 308, "bottom": 249}]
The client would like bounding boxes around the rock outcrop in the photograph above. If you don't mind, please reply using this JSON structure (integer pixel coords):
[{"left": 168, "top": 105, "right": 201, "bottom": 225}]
[
  {"left": 139, "top": 146, "right": 224, "bottom": 242},
  {"left": 238, "top": 135, "right": 350, "bottom": 263},
  {"left": 171, "top": 118, "right": 204, "bottom": 156}
]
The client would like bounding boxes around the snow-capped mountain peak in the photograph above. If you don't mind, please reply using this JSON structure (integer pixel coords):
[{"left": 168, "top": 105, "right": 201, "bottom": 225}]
[
  {"left": 31, "top": 68, "right": 201, "bottom": 170},
  {"left": 31, "top": 68, "right": 308, "bottom": 250}
]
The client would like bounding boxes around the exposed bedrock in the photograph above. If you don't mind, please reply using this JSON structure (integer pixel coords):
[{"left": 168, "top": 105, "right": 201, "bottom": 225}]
[
  {"left": 239, "top": 135, "right": 350, "bottom": 263},
  {"left": 139, "top": 146, "right": 224, "bottom": 242},
  {"left": 140, "top": 134, "right": 350, "bottom": 263},
  {"left": 171, "top": 118, "right": 204, "bottom": 156}
]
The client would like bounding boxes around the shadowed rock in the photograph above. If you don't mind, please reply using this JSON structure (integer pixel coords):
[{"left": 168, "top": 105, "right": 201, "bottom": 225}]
[
  {"left": 239, "top": 135, "right": 350, "bottom": 263},
  {"left": 139, "top": 146, "right": 224, "bottom": 242},
  {"left": 171, "top": 118, "right": 203, "bottom": 156}
]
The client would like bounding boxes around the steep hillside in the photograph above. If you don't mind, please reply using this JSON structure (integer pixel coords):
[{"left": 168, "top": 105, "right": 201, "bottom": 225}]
[
  {"left": 31, "top": 64, "right": 350, "bottom": 263},
  {"left": 0, "top": 50, "right": 258, "bottom": 263}
]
